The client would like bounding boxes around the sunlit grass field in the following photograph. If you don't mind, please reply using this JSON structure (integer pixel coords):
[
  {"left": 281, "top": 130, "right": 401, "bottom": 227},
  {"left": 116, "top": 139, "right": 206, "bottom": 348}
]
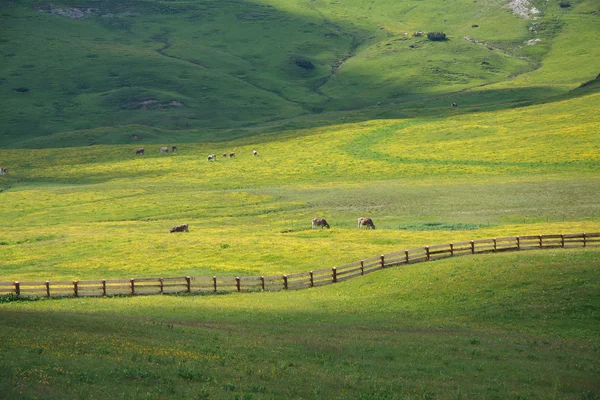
[
  {"left": 0, "top": 85, "right": 599, "bottom": 399},
  {"left": 1, "top": 1, "right": 599, "bottom": 396},
  {"left": 1, "top": 90, "right": 598, "bottom": 281}
]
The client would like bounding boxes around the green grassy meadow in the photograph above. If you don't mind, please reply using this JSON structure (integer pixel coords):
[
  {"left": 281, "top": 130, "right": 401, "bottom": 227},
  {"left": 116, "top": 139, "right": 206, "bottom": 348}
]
[
  {"left": 1, "top": 250, "right": 599, "bottom": 399},
  {"left": 0, "top": 86, "right": 598, "bottom": 398},
  {"left": 1, "top": 0, "right": 600, "bottom": 398},
  {"left": 2, "top": 0, "right": 599, "bottom": 146}
]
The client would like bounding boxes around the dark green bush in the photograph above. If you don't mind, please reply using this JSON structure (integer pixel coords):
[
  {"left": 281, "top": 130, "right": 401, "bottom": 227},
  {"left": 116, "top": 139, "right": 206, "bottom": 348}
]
[
  {"left": 559, "top": 1, "right": 571, "bottom": 8},
  {"left": 427, "top": 32, "right": 447, "bottom": 41}
]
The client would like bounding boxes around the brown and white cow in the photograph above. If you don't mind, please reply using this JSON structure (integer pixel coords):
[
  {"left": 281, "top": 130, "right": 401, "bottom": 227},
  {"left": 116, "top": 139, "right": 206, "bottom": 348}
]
[
  {"left": 169, "top": 223, "right": 189, "bottom": 233},
  {"left": 312, "top": 218, "right": 330, "bottom": 229},
  {"left": 252, "top": 149, "right": 258, "bottom": 156},
  {"left": 222, "top": 153, "right": 228, "bottom": 158},
  {"left": 136, "top": 148, "right": 145, "bottom": 155},
  {"left": 0, "top": 167, "right": 7, "bottom": 175},
  {"left": 160, "top": 146, "right": 169, "bottom": 153},
  {"left": 229, "top": 152, "right": 235, "bottom": 158},
  {"left": 357, "top": 217, "right": 376, "bottom": 229}
]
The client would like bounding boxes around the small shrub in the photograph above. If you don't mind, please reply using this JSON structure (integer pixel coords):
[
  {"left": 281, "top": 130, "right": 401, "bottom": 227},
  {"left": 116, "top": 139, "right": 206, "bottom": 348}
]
[
  {"left": 294, "top": 57, "right": 314, "bottom": 69},
  {"left": 427, "top": 32, "right": 447, "bottom": 41},
  {"left": 559, "top": 1, "right": 570, "bottom": 8}
]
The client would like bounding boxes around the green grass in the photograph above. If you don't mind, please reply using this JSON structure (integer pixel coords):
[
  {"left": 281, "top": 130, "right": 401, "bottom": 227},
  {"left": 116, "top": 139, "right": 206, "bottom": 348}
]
[
  {"left": 1, "top": 0, "right": 599, "bottom": 398},
  {"left": 1, "top": 249, "right": 598, "bottom": 399},
  {"left": 0, "top": 88, "right": 598, "bottom": 280},
  {"left": 1, "top": 0, "right": 598, "bottom": 147}
]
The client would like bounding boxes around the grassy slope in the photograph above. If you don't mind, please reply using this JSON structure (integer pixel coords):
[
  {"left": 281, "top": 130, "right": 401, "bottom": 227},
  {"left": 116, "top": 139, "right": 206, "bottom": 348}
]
[
  {"left": 2, "top": 0, "right": 598, "bottom": 147},
  {"left": 1, "top": 249, "right": 598, "bottom": 399},
  {"left": 0, "top": 1, "right": 599, "bottom": 399},
  {"left": 0, "top": 89, "right": 598, "bottom": 280}
]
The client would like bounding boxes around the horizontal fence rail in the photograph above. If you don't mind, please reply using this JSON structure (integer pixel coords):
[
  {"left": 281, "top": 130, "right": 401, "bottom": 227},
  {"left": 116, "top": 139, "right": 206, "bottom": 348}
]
[{"left": 2, "top": 232, "right": 598, "bottom": 299}]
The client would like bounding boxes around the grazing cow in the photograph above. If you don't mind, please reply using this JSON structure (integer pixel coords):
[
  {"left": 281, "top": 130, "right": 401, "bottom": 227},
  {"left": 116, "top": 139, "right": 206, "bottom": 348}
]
[
  {"left": 0, "top": 167, "right": 7, "bottom": 175},
  {"left": 312, "top": 218, "right": 330, "bottom": 229},
  {"left": 172, "top": 146, "right": 177, "bottom": 152},
  {"left": 253, "top": 149, "right": 258, "bottom": 156},
  {"left": 169, "top": 223, "right": 189, "bottom": 233},
  {"left": 357, "top": 217, "right": 376, "bottom": 229},
  {"left": 451, "top": 103, "right": 458, "bottom": 107},
  {"left": 207, "top": 154, "right": 216, "bottom": 161},
  {"left": 136, "top": 148, "right": 144, "bottom": 155},
  {"left": 160, "top": 146, "right": 169, "bottom": 153},
  {"left": 229, "top": 152, "right": 235, "bottom": 158},
  {"left": 222, "top": 153, "right": 228, "bottom": 158}
]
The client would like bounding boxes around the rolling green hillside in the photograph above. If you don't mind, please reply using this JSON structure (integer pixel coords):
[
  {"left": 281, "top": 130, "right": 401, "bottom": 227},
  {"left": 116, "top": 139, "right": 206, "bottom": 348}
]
[
  {"left": 1, "top": 0, "right": 598, "bottom": 147},
  {"left": 1, "top": 249, "right": 599, "bottom": 399},
  {"left": 1, "top": 1, "right": 599, "bottom": 399},
  {"left": 0, "top": 90, "right": 598, "bottom": 279}
]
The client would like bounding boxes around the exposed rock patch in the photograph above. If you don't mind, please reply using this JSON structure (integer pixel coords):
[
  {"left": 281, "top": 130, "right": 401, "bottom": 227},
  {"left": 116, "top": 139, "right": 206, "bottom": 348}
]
[
  {"left": 507, "top": 0, "right": 540, "bottom": 19},
  {"left": 525, "top": 38, "right": 542, "bottom": 46},
  {"left": 133, "top": 99, "right": 185, "bottom": 110},
  {"left": 37, "top": 6, "right": 98, "bottom": 19}
]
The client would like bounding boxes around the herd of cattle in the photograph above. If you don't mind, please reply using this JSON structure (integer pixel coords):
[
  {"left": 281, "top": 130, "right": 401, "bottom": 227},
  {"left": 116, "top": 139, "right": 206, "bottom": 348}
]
[
  {"left": 170, "top": 217, "right": 375, "bottom": 233},
  {"left": 136, "top": 147, "right": 259, "bottom": 161},
  {"left": 313, "top": 217, "right": 376, "bottom": 229}
]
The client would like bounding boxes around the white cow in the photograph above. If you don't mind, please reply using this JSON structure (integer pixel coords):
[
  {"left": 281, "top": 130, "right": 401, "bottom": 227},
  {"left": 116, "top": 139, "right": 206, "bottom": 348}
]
[{"left": 357, "top": 217, "right": 376, "bottom": 229}]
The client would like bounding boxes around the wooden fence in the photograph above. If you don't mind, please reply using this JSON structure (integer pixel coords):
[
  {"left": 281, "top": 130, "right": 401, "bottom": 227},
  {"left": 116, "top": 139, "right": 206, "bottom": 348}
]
[{"left": 1, "top": 232, "right": 598, "bottom": 298}]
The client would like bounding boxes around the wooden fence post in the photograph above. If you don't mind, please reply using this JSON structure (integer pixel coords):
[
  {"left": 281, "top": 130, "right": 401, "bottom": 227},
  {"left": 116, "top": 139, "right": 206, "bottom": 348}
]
[
  {"left": 186, "top": 276, "right": 191, "bottom": 293},
  {"left": 309, "top": 272, "right": 314, "bottom": 287},
  {"left": 360, "top": 261, "right": 364, "bottom": 275},
  {"left": 450, "top": 243, "right": 454, "bottom": 256},
  {"left": 102, "top": 279, "right": 107, "bottom": 296},
  {"left": 425, "top": 247, "right": 430, "bottom": 261},
  {"left": 45, "top": 281, "right": 50, "bottom": 298},
  {"left": 516, "top": 236, "right": 520, "bottom": 250},
  {"left": 213, "top": 276, "right": 217, "bottom": 293},
  {"left": 73, "top": 280, "right": 78, "bottom": 297},
  {"left": 332, "top": 267, "right": 337, "bottom": 283},
  {"left": 260, "top": 276, "right": 265, "bottom": 291},
  {"left": 14, "top": 281, "right": 20, "bottom": 296},
  {"left": 159, "top": 278, "right": 163, "bottom": 294},
  {"left": 470, "top": 241, "right": 475, "bottom": 254},
  {"left": 283, "top": 275, "right": 288, "bottom": 290},
  {"left": 405, "top": 250, "right": 409, "bottom": 263},
  {"left": 493, "top": 239, "right": 497, "bottom": 252},
  {"left": 539, "top": 235, "right": 543, "bottom": 248},
  {"left": 381, "top": 255, "right": 385, "bottom": 268},
  {"left": 561, "top": 234, "right": 565, "bottom": 248},
  {"left": 236, "top": 277, "right": 241, "bottom": 292},
  {"left": 130, "top": 278, "right": 135, "bottom": 295},
  {"left": 583, "top": 233, "right": 587, "bottom": 247}
]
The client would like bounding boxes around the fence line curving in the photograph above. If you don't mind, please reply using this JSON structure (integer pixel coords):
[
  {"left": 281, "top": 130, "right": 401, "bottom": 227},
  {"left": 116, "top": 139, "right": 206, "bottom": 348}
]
[{"left": 1, "top": 232, "right": 598, "bottom": 298}]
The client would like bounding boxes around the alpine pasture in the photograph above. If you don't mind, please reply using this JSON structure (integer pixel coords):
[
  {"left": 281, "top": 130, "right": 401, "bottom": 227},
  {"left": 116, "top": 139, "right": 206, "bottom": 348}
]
[{"left": 1, "top": 0, "right": 599, "bottom": 399}]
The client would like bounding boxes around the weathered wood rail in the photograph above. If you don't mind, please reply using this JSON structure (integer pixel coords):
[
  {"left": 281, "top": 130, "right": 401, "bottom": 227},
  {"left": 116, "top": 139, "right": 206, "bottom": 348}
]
[{"left": 1, "top": 232, "right": 598, "bottom": 298}]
